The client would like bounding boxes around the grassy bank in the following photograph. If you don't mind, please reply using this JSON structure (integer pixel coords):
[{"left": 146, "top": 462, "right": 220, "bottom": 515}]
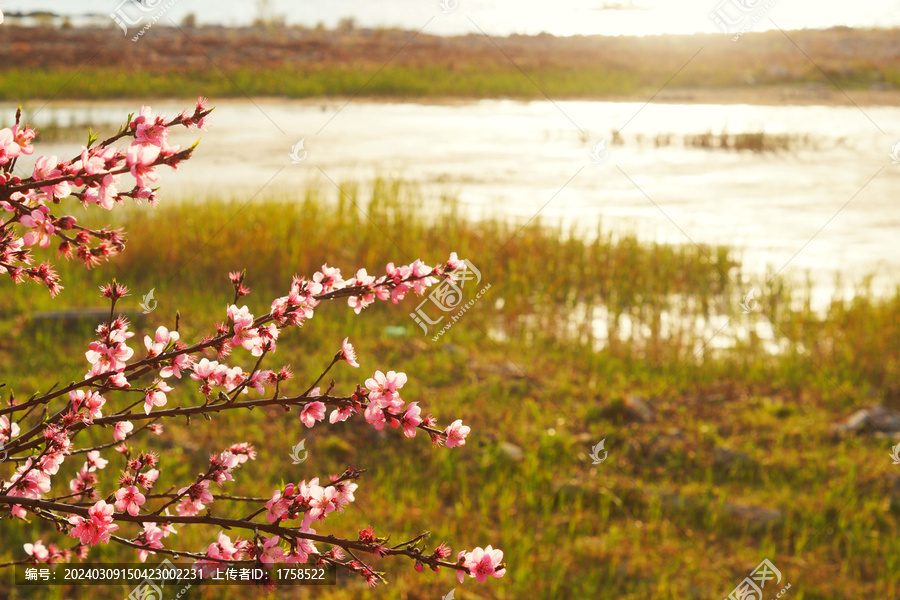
[
  {"left": 0, "top": 65, "right": 645, "bottom": 101},
  {"left": 1, "top": 26, "right": 899, "bottom": 101},
  {"left": 1, "top": 181, "right": 899, "bottom": 599}
]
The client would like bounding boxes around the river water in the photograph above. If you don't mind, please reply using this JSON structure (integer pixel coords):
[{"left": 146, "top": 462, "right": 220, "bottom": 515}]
[{"left": 5, "top": 98, "right": 900, "bottom": 309}]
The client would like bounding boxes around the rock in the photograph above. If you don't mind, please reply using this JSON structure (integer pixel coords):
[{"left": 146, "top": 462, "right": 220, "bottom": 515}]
[
  {"left": 499, "top": 442, "right": 524, "bottom": 462},
  {"left": 867, "top": 406, "right": 900, "bottom": 433},
  {"left": 466, "top": 358, "right": 526, "bottom": 379},
  {"left": 653, "top": 491, "right": 781, "bottom": 528},
  {"left": 835, "top": 409, "right": 873, "bottom": 433},
  {"left": 889, "top": 476, "right": 900, "bottom": 513},
  {"left": 713, "top": 446, "right": 754, "bottom": 469},
  {"left": 833, "top": 405, "right": 900, "bottom": 436},
  {"left": 625, "top": 395, "right": 655, "bottom": 423},
  {"left": 440, "top": 343, "right": 467, "bottom": 357},
  {"left": 649, "top": 430, "right": 683, "bottom": 461},
  {"left": 573, "top": 432, "right": 595, "bottom": 444},
  {"left": 723, "top": 503, "right": 783, "bottom": 527}
]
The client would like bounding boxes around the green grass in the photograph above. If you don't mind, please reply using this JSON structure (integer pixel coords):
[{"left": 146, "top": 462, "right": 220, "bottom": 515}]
[
  {"left": 0, "top": 65, "right": 645, "bottom": 101},
  {"left": 0, "top": 61, "right": 894, "bottom": 103},
  {"left": 1, "top": 180, "right": 899, "bottom": 599}
]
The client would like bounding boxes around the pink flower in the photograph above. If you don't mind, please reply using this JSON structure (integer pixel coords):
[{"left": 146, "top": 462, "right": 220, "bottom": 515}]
[
  {"left": 12, "top": 125, "right": 35, "bottom": 156},
  {"left": 114, "top": 421, "right": 134, "bottom": 441},
  {"left": 38, "top": 452, "right": 65, "bottom": 475},
  {"left": 209, "top": 450, "right": 242, "bottom": 484},
  {"left": 227, "top": 303, "right": 254, "bottom": 330},
  {"left": 108, "top": 372, "right": 130, "bottom": 388},
  {"left": 69, "top": 390, "right": 105, "bottom": 423},
  {"left": 133, "top": 106, "right": 171, "bottom": 149},
  {"left": 137, "top": 469, "right": 159, "bottom": 490},
  {"left": 125, "top": 142, "right": 160, "bottom": 188},
  {"left": 265, "top": 487, "right": 292, "bottom": 524},
  {"left": 0, "top": 414, "right": 19, "bottom": 442},
  {"left": 347, "top": 269, "right": 376, "bottom": 313},
  {"left": 285, "top": 536, "right": 318, "bottom": 565},
  {"left": 227, "top": 304, "right": 271, "bottom": 354},
  {"left": 384, "top": 262, "right": 412, "bottom": 303},
  {"left": 0, "top": 127, "right": 20, "bottom": 164},
  {"left": 447, "top": 252, "right": 465, "bottom": 270},
  {"left": 401, "top": 402, "right": 423, "bottom": 438},
  {"left": 331, "top": 479, "right": 358, "bottom": 509},
  {"left": 364, "top": 402, "right": 387, "bottom": 431},
  {"left": 85, "top": 450, "right": 108, "bottom": 472},
  {"left": 144, "top": 325, "right": 179, "bottom": 358},
  {"left": 24, "top": 540, "right": 49, "bottom": 563},
  {"left": 329, "top": 405, "right": 354, "bottom": 424},
  {"left": 340, "top": 337, "right": 359, "bottom": 368},
  {"left": 20, "top": 207, "right": 55, "bottom": 248},
  {"left": 260, "top": 536, "right": 285, "bottom": 568},
  {"left": 176, "top": 480, "right": 213, "bottom": 515},
  {"left": 191, "top": 358, "right": 219, "bottom": 380},
  {"left": 307, "top": 484, "right": 337, "bottom": 522},
  {"left": 114, "top": 485, "right": 146, "bottom": 516},
  {"left": 207, "top": 531, "right": 242, "bottom": 561},
  {"left": 68, "top": 501, "right": 119, "bottom": 547},
  {"left": 444, "top": 419, "right": 471, "bottom": 448},
  {"left": 365, "top": 370, "right": 407, "bottom": 404},
  {"left": 247, "top": 370, "right": 271, "bottom": 394},
  {"left": 8, "top": 459, "right": 51, "bottom": 498},
  {"left": 313, "top": 264, "right": 344, "bottom": 292},
  {"left": 222, "top": 366, "right": 245, "bottom": 392},
  {"left": 300, "top": 401, "right": 326, "bottom": 428},
  {"left": 69, "top": 467, "right": 98, "bottom": 500},
  {"left": 137, "top": 523, "right": 165, "bottom": 562},
  {"left": 83, "top": 173, "right": 120, "bottom": 209},
  {"left": 457, "top": 546, "right": 505, "bottom": 583},
  {"left": 143, "top": 380, "right": 173, "bottom": 414},
  {"left": 160, "top": 352, "right": 193, "bottom": 379},
  {"left": 85, "top": 339, "right": 134, "bottom": 375},
  {"left": 32, "top": 155, "right": 71, "bottom": 198},
  {"left": 228, "top": 442, "right": 256, "bottom": 462},
  {"left": 79, "top": 146, "right": 106, "bottom": 175}
]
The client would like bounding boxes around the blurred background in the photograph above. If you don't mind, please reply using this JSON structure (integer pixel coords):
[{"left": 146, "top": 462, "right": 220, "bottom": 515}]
[{"left": 1, "top": 1, "right": 899, "bottom": 598}]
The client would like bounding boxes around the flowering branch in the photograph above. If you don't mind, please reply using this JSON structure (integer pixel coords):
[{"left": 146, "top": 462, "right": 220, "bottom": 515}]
[
  {"left": 0, "top": 101, "right": 505, "bottom": 590},
  {"left": 0, "top": 99, "right": 211, "bottom": 295}
]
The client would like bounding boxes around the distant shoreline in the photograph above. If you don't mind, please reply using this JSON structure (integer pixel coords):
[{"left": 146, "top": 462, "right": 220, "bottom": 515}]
[
  {"left": 10, "top": 87, "right": 900, "bottom": 108},
  {"left": 1, "top": 26, "right": 898, "bottom": 105}
]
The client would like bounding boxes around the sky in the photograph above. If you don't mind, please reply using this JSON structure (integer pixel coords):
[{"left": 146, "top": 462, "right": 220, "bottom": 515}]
[{"left": 2, "top": 0, "right": 899, "bottom": 36}]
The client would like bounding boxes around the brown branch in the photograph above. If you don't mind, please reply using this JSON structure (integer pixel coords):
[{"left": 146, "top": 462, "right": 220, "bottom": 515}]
[{"left": 0, "top": 494, "right": 467, "bottom": 573}]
